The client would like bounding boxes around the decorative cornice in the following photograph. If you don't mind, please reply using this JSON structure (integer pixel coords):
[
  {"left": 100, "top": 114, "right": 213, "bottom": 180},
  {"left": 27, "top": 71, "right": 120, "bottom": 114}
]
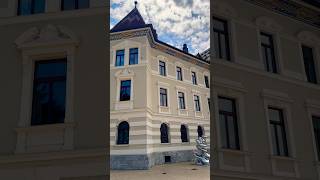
[
  {"left": 15, "top": 24, "right": 79, "bottom": 49},
  {"left": 244, "top": 0, "right": 320, "bottom": 28},
  {"left": 110, "top": 28, "right": 210, "bottom": 69}
]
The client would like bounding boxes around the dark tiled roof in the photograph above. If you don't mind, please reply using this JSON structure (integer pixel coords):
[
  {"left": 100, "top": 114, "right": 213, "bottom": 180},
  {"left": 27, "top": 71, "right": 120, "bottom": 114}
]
[
  {"left": 302, "top": 0, "right": 320, "bottom": 8},
  {"left": 110, "top": 7, "right": 209, "bottom": 64},
  {"left": 110, "top": 7, "right": 147, "bottom": 33},
  {"left": 200, "top": 49, "right": 210, "bottom": 62}
]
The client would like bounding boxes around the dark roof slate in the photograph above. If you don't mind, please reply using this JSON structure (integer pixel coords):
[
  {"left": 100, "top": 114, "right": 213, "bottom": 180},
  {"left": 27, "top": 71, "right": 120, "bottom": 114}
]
[{"left": 110, "top": 6, "right": 209, "bottom": 64}]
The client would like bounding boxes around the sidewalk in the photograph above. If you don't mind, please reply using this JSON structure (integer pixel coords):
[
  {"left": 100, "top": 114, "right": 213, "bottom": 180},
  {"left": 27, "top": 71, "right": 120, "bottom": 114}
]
[{"left": 110, "top": 162, "right": 209, "bottom": 180}]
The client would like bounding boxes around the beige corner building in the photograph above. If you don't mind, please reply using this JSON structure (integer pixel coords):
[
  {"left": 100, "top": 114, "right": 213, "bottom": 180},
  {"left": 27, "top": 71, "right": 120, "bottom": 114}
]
[
  {"left": 109, "top": 7, "right": 210, "bottom": 169},
  {"left": 0, "top": 1, "right": 108, "bottom": 179},
  {"left": 212, "top": 0, "right": 320, "bottom": 179}
]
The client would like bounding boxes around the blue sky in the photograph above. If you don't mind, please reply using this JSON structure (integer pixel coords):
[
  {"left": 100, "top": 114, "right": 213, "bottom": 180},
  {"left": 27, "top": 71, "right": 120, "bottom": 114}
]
[{"left": 110, "top": 0, "right": 210, "bottom": 54}]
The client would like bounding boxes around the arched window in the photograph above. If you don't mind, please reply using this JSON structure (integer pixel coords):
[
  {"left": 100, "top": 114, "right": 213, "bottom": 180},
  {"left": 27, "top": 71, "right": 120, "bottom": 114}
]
[
  {"left": 160, "top": 123, "right": 169, "bottom": 143},
  {"left": 117, "top": 121, "right": 129, "bottom": 144},
  {"left": 197, "top": 125, "right": 204, "bottom": 137},
  {"left": 180, "top": 124, "right": 189, "bottom": 142}
]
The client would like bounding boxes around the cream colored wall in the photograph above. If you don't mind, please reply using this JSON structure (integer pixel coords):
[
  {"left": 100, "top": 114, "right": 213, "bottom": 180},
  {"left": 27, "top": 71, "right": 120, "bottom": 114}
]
[
  {"left": 212, "top": 0, "right": 320, "bottom": 179},
  {"left": 110, "top": 32, "right": 210, "bottom": 155},
  {"left": 0, "top": 0, "right": 108, "bottom": 179}
]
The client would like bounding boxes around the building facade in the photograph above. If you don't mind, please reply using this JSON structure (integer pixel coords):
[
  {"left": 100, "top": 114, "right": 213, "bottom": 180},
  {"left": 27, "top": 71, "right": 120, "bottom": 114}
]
[
  {"left": 110, "top": 7, "right": 210, "bottom": 169},
  {"left": 0, "top": 1, "right": 108, "bottom": 179},
  {"left": 212, "top": 0, "right": 320, "bottom": 179}
]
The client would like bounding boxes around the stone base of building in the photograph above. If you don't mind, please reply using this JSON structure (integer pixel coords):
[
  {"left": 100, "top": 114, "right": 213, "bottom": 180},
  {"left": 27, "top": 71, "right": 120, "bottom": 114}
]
[{"left": 110, "top": 150, "right": 194, "bottom": 170}]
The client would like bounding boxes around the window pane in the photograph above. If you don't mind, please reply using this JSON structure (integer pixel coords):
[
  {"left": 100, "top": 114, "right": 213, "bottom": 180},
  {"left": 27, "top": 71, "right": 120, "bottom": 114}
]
[
  {"left": 160, "top": 124, "right": 169, "bottom": 143},
  {"left": 115, "top": 50, "right": 125, "bottom": 66},
  {"left": 218, "top": 97, "right": 233, "bottom": 113},
  {"left": 227, "top": 116, "right": 237, "bottom": 149},
  {"left": 219, "top": 34, "right": 228, "bottom": 59},
  {"left": 213, "top": 32, "right": 219, "bottom": 58},
  {"left": 51, "top": 81, "right": 66, "bottom": 123},
  {"left": 35, "top": 61, "right": 67, "bottom": 78},
  {"left": 260, "top": 33, "right": 271, "bottom": 45},
  {"left": 129, "top": 48, "right": 138, "bottom": 65},
  {"left": 213, "top": 18, "right": 225, "bottom": 31},
  {"left": 18, "top": 0, "right": 32, "bottom": 15},
  {"left": 62, "top": 0, "right": 76, "bottom": 10},
  {"left": 192, "top": 72, "right": 197, "bottom": 85},
  {"left": 33, "top": 0, "right": 45, "bottom": 13},
  {"left": 117, "top": 121, "right": 129, "bottom": 144},
  {"left": 276, "top": 126, "right": 286, "bottom": 156},
  {"left": 313, "top": 116, "right": 320, "bottom": 160},
  {"left": 219, "top": 115, "right": 228, "bottom": 148},
  {"left": 268, "top": 108, "right": 281, "bottom": 122},
  {"left": 181, "top": 125, "right": 188, "bottom": 142},
  {"left": 159, "top": 61, "right": 166, "bottom": 76},
  {"left": 120, "top": 80, "right": 131, "bottom": 101},
  {"left": 204, "top": 76, "right": 209, "bottom": 88},
  {"left": 78, "top": 0, "right": 89, "bottom": 9},
  {"left": 302, "top": 46, "right": 317, "bottom": 83},
  {"left": 176, "top": 67, "right": 182, "bottom": 80},
  {"left": 31, "top": 83, "right": 50, "bottom": 125},
  {"left": 270, "top": 125, "right": 278, "bottom": 155},
  {"left": 31, "top": 60, "right": 67, "bottom": 126},
  {"left": 213, "top": 17, "right": 230, "bottom": 60}
]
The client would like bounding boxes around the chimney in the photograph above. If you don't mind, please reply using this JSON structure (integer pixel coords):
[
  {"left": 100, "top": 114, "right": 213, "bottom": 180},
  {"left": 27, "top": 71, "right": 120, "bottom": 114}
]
[{"left": 183, "top": 44, "right": 188, "bottom": 53}]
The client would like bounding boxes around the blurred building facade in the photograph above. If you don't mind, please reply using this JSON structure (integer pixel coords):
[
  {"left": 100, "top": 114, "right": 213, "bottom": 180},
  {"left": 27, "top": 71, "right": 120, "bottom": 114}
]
[
  {"left": 212, "top": 0, "right": 320, "bottom": 179},
  {"left": 0, "top": 1, "right": 108, "bottom": 179}
]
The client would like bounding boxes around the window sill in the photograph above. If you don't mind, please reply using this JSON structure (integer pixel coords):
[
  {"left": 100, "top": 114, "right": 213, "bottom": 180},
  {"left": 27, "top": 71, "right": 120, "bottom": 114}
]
[
  {"left": 114, "top": 144, "right": 129, "bottom": 147},
  {"left": 15, "top": 122, "right": 75, "bottom": 133},
  {"left": 270, "top": 155, "right": 295, "bottom": 161},
  {"left": 219, "top": 148, "right": 249, "bottom": 155},
  {"left": 159, "top": 106, "right": 170, "bottom": 114},
  {"left": 160, "top": 143, "right": 171, "bottom": 145},
  {"left": 115, "top": 100, "right": 133, "bottom": 110}
]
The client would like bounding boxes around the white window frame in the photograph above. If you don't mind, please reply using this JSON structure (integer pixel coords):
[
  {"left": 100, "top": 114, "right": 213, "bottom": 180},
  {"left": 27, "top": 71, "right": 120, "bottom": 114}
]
[
  {"left": 261, "top": 89, "right": 299, "bottom": 177},
  {"left": 14, "top": 25, "right": 78, "bottom": 153},
  {"left": 158, "top": 81, "right": 170, "bottom": 114}
]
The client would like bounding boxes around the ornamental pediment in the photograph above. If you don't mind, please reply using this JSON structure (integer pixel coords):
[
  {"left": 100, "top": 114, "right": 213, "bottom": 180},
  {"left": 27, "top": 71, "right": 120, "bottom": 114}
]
[{"left": 15, "top": 24, "right": 79, "bottom": 49}]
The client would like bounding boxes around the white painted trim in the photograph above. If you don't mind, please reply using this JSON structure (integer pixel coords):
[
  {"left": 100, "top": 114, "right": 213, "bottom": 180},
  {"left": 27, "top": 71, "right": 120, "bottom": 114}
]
[
  {"left": 261, "top": 91, "right": 299, "bottom": 177},
  {"left": 15, "top": 27, "right": 77, "bottom": 153}
]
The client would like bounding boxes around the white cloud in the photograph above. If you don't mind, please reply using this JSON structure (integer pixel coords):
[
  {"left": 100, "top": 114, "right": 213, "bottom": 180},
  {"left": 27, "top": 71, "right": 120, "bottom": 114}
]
[{"left": 110, "top": 0, "right": 210, "bottom": 54}]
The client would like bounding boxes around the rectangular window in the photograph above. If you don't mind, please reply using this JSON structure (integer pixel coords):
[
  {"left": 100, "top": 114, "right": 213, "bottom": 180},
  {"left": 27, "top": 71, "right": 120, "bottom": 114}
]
[
  {"left": 218, "top": 97, "right": 240, "bottom": 150},
  {"left": 194, "top": 95, "right": 201, "bottom": 111},
  {"left": 176, "top": 66, "right": 183, "bottom": 81},
  {"left": 159, "top": 61, "right": 166, "bottom": 76},
  {"left": 115, "top": 50, "right": 125, "bottom": 67},
  {"left": 18, "top": 0, "right": 45, "bottom": 15},
  {"left": 191, "top": 71, "right": 197, "bottom": 85},
  {"left": 268, "top": 107, "right": 288, "bottom": 156},
  {"left": 204, "top": 75, "right": 209, "bottom": 88},
  {"left": 129, "top": 48, "right": 139, "bottom": 65},
  {"left": 178, "top": 92, "right": 186, "bottom": 109},
  {"left": 208, "top": 98, "right": 210, "bottom": 110},
  {"left": 313, "top": 116, "right": 320, "bottom": 161},
  {"left": 31, "top": 59, "right": 67, "bottom": 126},
  {"left": 120, "top": 80, "right": 131, "bottom": 101},
  {"left": 260, "top": 32, "right": 277, "bottom": 73},
  {"left": 213, "top": 17, "right": 230, "bottom": 60},
  {"left": 61, "top": 0, "right": 89, "bottom": 10},
  {"left": 302, "top": 45, "right": 317, "bottom": 84},
  {"left": 160, "top": 88, "right": 168, "bottom": 107}
]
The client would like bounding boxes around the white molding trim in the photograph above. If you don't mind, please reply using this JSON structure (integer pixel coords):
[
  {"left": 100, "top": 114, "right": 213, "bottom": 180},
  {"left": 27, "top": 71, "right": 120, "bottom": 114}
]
[
  {"left": 15, "top": 24, "right": 78, "bottom": 154},
  {"left": 262, "top": 91, "right": 299, "bottom": 178}
]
